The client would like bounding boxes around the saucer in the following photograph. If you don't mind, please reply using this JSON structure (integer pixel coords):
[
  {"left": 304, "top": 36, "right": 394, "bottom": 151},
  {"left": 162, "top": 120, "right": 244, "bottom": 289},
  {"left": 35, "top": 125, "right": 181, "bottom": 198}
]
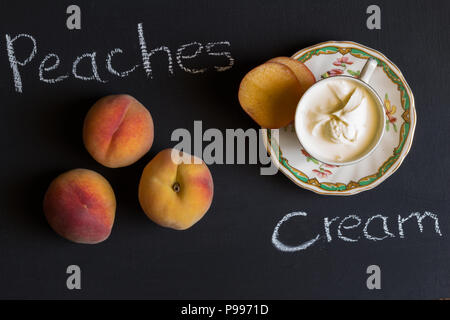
[{"left": 261, "top": 41, "right": 417, "bottom": 195}]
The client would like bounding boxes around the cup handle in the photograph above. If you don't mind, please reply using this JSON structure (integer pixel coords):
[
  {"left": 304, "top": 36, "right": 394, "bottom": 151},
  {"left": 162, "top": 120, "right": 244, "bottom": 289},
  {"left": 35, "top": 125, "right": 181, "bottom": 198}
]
[{"left": 359, "top": 58, "right": 378, "bottom": 84}]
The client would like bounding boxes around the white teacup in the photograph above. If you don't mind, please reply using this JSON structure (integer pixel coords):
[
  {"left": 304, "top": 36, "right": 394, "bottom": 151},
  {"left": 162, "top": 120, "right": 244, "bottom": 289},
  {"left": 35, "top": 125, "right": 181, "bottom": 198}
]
[{"left": 294, "top": 58, "right": 386, "bottom": 166}]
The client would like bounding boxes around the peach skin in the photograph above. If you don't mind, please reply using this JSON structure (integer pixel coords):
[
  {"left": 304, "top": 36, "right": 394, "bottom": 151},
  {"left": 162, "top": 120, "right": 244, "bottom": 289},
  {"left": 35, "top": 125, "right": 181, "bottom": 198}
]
[
  {"left": 43, "top": 169, "right": 116, "bottom": 244},
  {"left": 238, "top": 62, "right": 302, "bottom": 128},
  {"left": 83, "top": 94, "right": 154, "bottom": 168},
  {"left": 267, "top": 57, "right": 316, "bottom": 96},
  {"left": 138, "top": 149, "right": 214, "bottom": 230}
]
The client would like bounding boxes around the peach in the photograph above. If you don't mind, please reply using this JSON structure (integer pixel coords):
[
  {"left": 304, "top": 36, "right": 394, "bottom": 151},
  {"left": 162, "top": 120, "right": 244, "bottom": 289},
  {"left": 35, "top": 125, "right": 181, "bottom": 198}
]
[
  {"left": 83, "top": 94, "right": 154, "bottom": 168},
  {"left": 138, "top": 149, "right": 213, "bottom": 230},
  {"left": 43, "top": 169, "right": 116, "bottom": 244},
  {"left": 268, "top": 56, "right": 316, "bottom": 96},
  {"left": 238, "top": 62, "right": 302, "bottom": 128}
]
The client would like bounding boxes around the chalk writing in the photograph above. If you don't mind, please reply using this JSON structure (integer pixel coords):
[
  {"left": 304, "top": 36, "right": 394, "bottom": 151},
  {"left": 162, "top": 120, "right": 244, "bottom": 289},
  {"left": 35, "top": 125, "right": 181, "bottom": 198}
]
[
  {"left": 3, "top": 23, "right": 234, "bottom": 93},
  {"left": 272, "top": 211, "right": 443, "bottom": 253},
  {"left": 337, "top": 215, "right": 361, "bottom": 242},
  {"left": 272, "top": 212, "right": 320, "bottom": 252},
  {"left": 6, "top": 33, "right": 37, "bottom": 93},
  {"left": 176, "top": 42, "right": 207, "bottom": 74},
  {"left": 106, "top": 48, "right": 139, "bottom": 78},
  {"left": 138, "top": 23, "right": 174, "bottom": 78},
  {"left": 39, "top": 54, "right": 69, "bottom": 83},
  {"left": 72, "top": 52, "right": 106, "bottom": 82},
  {"left": 363, "top": 214, "right": 395, "bottom": 241},
  {"left": 206, "top": 41, "right": 234, "bottom": 72},
  {"left": 398, "top": 212, "right": 442, "bottom": 238}
]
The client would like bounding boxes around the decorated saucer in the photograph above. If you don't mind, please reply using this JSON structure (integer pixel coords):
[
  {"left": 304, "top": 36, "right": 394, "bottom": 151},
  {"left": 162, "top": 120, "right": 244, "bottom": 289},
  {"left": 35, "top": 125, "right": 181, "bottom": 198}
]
[{"left": 262, "top": 41, "right": 416, "bottom": 195}]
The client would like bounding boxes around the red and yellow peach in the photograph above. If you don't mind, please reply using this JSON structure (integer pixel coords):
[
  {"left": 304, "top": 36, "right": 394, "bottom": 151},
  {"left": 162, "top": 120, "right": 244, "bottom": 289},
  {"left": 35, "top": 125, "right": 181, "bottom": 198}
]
[
  {"left": 138, "top": 149, "right": 214, "bottom": 230},
  {"left": 83, "top": 94, "right": 154, "bottom": 168},
  {"left": 43, "top": 169, "right": 116, "bottom": 244}
]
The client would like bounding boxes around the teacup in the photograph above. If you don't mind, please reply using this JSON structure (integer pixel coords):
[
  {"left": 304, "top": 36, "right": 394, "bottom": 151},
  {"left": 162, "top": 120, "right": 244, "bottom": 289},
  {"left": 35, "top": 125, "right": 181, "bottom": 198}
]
[{"left": 294, "top": 58, "right": 386, "bottom": 166}]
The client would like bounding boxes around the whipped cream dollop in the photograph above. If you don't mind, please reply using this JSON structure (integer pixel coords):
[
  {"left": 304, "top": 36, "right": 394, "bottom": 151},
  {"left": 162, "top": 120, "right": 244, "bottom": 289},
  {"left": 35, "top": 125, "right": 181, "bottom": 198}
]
[{"left": 297, "top": 78, "right": 382, "bottom": 163}]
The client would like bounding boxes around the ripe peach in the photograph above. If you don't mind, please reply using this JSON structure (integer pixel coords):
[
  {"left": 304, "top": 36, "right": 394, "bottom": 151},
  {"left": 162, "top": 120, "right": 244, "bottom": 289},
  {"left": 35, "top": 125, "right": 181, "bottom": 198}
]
[
  {"left": 138, "top": 149, "right": 214, "bottom": 230},
  {"left": 43, "top": 169, "right": 116, "bottom": 244},
  {"left": 238, "top": 62, "right": 302, "bottom": 128},
  {"left": 268, "top": 56, "right": 316, "bottom": 96},
  {"left": 83, "top": 94, "right": 154, "bottom": 168}
]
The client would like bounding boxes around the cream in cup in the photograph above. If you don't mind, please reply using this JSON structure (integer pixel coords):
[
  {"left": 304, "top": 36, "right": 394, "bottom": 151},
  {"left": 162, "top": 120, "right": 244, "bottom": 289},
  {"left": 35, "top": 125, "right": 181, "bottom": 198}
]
[{"left": 294, "top": 59, "right": 385, "bottom": 166}]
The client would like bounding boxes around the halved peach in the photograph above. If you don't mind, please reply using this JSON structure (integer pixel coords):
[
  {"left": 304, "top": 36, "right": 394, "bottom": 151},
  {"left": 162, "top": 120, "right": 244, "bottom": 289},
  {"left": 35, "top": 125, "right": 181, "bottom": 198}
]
[
  {"left": 238, "top": 62, "right": 302, "bottom": 128},
  {"left": 268, "top": 56, "right": 316, "bottom": 96}
]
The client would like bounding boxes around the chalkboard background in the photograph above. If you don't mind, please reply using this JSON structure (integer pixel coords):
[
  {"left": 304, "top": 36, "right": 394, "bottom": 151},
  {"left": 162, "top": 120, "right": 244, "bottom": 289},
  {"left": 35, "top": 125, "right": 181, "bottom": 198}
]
[{"left": 0, "top": 0, "right": 449, "bottom": 299}]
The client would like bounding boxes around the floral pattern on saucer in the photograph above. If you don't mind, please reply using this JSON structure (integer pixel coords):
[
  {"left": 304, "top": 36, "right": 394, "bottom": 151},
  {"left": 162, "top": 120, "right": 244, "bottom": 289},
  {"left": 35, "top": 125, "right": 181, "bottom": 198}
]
[{"left": 262, "top": 41, "right": 417, "bottom": 195}]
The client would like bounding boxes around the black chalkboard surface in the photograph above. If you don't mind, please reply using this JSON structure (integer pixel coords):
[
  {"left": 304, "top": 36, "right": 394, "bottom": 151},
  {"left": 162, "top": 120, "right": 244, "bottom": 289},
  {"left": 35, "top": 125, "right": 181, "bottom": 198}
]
[{"left": 0, "top": 0, "right": 449, "bottom": 299}]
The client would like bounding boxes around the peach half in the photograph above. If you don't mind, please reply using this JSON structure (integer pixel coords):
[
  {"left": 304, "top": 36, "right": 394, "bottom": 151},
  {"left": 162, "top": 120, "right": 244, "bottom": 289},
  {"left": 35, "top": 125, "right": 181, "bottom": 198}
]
[
  {"left": 238, "top": 62, "right": 302, "bottom": 128},
  {"left": 83, "top": 94, "right": 154, "bottom": 168},
  {"left": 43, "top": 169, "right": 116, "bottom": 244},
  {"left": 267, "top": 56, "right": 316, "bottom": 96},
  {"left": 138, "top": 149, "right": 214, "bottom": 230}
]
